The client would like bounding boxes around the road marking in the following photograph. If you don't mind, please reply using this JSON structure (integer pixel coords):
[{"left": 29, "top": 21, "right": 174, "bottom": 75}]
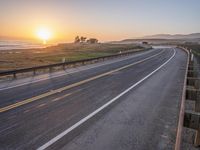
[
  {"left": 0, "top": 49, "right": 157, "bottom": 91},
  {"left": 36, "top": 103, "right": 47, "bottom": 108},
  {"left": 37, "top": 49, "right": 176, "bottom": 150},
  {"left": 0, "top": 50, "right": 164, "bottom": 113},
  {"left": 0, "top": 123, "right": 18, "bottom": 134},
  {"left": 23, "top": 109, "right": 31, "bottom": 113},
  {"left": 51, "top": 93, "right": 73, "bottom": 102}
]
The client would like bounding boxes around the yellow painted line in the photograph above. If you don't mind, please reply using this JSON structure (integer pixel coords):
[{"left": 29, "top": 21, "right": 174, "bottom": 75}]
[{"left": 0, "top": 50, "right": 164, "bottom": 113}]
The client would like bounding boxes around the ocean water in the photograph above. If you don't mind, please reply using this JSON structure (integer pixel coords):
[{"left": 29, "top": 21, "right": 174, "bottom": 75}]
[{"left": 0, "top": 40, "right": 46, "bottom": 50}]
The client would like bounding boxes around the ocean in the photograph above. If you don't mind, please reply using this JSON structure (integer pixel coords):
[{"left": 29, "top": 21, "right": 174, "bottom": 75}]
[{"left": 0, "top": 40, "right": 47, "bottom": 50}]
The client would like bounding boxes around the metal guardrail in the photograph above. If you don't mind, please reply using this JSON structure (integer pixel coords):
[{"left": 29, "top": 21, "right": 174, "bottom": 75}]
[{"left": 0, "top": 49, "right": 149, "bottom": 78}]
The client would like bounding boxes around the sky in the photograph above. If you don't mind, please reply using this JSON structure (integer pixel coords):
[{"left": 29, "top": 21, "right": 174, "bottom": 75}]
[{"left": 0, "top": 0, "right": 200, "bottom": 42}]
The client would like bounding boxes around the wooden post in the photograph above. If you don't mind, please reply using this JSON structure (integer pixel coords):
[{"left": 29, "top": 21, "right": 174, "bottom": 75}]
[
  {"left": 62, "top": 64, "right": 65, "bottom": 70},
  {"left": 33, "top": 69, "right": 36, "bottom": 75},
  {"left": 49, "top": 67, "right": 53, "bottom": 72},
  {"left": 13, "top": 73, "right": 16, "bottom": 78}
]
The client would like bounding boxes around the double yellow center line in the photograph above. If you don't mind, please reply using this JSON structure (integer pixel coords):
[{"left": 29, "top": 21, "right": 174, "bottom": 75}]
[{"left": 0, "top": 50, "right": 164, "bottom": 113}]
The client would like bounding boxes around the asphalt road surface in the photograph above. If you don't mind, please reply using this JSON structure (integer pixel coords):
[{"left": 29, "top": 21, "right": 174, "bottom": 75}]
[{"left": 0, "top": 47, "right": 187, "bottom": 150}]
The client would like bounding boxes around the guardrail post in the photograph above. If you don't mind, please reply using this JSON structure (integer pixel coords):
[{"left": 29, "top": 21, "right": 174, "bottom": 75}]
[
  {"left": 33, "top": 69, "right": 36, "bottom": 75},
  {"left": 13, "top": 73, "right": 16, "bottom": 78},
  {"left": 62, "top": 64, "right": 65, "bottom": 70},
  {"left": 49, "top": 67, "right": 53, "bottom": 72}
]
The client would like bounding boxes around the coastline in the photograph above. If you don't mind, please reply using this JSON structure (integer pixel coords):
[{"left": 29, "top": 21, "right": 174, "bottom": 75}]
[{"left": 0, "top": 40, "right": 51, "bottom": 51}]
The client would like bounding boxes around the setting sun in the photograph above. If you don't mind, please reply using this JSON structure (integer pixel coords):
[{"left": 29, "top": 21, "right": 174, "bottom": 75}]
[{"left": 36, "top": 27, "right": 52, "bottom": 44}]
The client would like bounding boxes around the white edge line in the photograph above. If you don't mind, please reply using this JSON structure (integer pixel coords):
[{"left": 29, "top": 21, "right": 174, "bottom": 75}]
[
  {"left": 37, "top": 48, "right": 176, "bottom": 150},
  {"left": 0, "top": 49, "right": 157, "bottom": 91}
]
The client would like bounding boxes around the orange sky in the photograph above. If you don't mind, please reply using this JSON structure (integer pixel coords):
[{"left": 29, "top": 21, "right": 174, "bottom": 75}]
[{"left": 1, "top": 0, "right": 199, "bottom": 43}]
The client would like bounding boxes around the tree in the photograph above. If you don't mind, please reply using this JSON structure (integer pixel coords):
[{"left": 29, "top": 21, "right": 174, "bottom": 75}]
[
  {"left": 142, "top": 41, "right": 148, "bottom": 45},
  {"left": 87, "top": 38, "right": 98, "bottom": 44},
  {"left": 80, "top": 36, "right": 87, "bottom": 43},
  {"left": 74, "top": 36, "right": 80, "bottom": 43}
]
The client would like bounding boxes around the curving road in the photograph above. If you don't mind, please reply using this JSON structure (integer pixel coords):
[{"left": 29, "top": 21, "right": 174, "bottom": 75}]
[{"left": 0, "top": 47, "right": 187, "bottom": 150}]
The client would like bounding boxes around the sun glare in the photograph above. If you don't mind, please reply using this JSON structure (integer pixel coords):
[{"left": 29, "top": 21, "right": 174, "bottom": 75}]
[{"left": 37, "top": 27, "right": 52, "bottom": 44}]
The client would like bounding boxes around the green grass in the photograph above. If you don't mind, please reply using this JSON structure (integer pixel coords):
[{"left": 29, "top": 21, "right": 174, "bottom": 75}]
[{"left": 0, "top": 43, "right": 145, "bottom": 71}]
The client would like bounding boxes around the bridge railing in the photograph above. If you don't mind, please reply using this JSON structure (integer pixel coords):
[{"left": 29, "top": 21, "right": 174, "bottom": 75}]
[{"left": 175, "top": 46, "right": 200, "bottom": 149}]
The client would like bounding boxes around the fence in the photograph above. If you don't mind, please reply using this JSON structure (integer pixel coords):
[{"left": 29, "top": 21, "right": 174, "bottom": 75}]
[{"left": 0, "top": 49, "right": 149, "bottom": 79}]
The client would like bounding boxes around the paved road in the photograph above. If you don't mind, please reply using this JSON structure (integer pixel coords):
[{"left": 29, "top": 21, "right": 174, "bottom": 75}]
[{"left": 0, "top": 47, "right": 187, "bottom": 150}]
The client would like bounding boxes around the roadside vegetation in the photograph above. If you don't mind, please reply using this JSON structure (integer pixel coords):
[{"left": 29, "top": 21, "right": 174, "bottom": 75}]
[
  {"left": 180, "top": 43, "right": 200, "bottom": 67},
  {"left": 0, "top": 43, "right": 145, "bottom": 71},
  {"left": 181, "top": 43, "right": 200, "bottom": 56}
]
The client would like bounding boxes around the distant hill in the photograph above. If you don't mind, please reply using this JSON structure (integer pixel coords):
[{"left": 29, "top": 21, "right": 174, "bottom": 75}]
[
  {"left": 108, "top": 33, "right": 200, "bottom": 45},
  {"left": 143, "top": 33, "right": 200, "bottom": 39},
  {"left": 109, "top": 38, "right": 184, "bottom": 45}
]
